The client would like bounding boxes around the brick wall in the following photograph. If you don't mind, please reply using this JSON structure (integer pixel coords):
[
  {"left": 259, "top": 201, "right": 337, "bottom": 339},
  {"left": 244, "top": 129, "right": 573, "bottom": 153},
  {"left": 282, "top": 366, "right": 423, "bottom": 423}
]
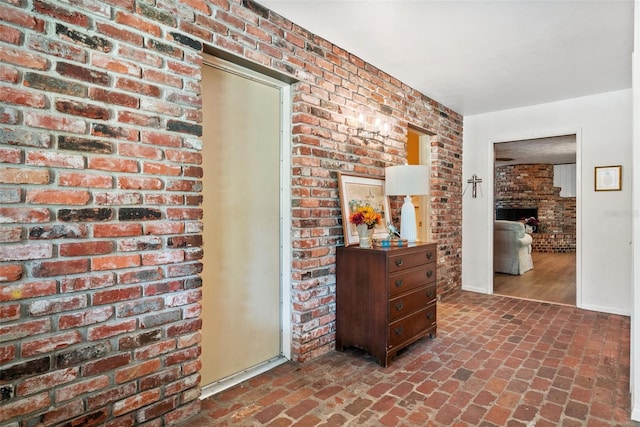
[
  {"left": 530, "top": 233, "right": 576, "bottom": 253},
  {"left": 495, "top": 164, "right": 576, "bottom": 252},
  {"left": 0, "top": 0, "right": 463, "bottom": 425}
]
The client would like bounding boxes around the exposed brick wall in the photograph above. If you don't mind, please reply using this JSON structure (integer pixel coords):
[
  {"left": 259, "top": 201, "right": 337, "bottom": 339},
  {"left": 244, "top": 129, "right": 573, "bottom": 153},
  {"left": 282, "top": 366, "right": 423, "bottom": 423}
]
[
  {"left": 530, "top": 233, "right": 576, "bottom": 253},
  {"left": 495, "top": 164, "right": 576, "bottom": 252},
  {"left": 0, "top": 0, "right": 463, "bottom": 425}
]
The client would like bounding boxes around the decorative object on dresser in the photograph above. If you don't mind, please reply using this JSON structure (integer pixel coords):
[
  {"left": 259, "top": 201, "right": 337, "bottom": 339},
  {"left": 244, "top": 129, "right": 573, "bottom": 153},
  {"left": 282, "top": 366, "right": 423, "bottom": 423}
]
[
  {"left": 338, "top": 172, "right": 391, "bottom": 246},
  {"left": 349, "top": 203, "right": 382, "bottom": 248},
  {"left": 385, "top": 165, "right": 430, "bottom": 242},
  {"left": 355, "top": 223, "right": 374, "bottom": 248},
  {"left": 336, "top": 242, "right": 437, "bottom": 367},
  {"left": 373, "top": 224, "right": 409, "bottom": 247}
]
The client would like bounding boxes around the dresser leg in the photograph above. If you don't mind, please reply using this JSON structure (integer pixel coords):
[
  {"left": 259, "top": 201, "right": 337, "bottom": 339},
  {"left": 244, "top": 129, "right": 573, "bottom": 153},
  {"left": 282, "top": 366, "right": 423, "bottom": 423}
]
[{"left": 382, "top": 355, "right": 390, "bottom": 368}]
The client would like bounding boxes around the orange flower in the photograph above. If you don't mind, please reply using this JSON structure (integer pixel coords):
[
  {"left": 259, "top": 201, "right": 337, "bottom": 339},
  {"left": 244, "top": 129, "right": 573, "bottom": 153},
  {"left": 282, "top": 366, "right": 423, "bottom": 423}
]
[{"left": 349, "top": 204, "right": 382, "bottom": 228}]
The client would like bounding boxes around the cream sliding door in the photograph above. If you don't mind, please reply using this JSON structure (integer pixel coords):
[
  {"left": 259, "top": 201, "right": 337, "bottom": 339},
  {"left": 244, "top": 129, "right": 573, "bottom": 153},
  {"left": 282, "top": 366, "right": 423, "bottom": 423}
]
[{"left": 200, "top": 56, "right": 288, "bottom": 391}]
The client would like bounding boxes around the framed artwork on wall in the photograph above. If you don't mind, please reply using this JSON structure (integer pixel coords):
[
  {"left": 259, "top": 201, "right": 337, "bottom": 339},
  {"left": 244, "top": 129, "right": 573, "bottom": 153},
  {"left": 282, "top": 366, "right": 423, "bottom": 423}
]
[
  {"left": 338, "top": 172, "right": 391, "bottom": 246},
  {"left": 594, "top": 165, "right": 622, "bottom": 191}
]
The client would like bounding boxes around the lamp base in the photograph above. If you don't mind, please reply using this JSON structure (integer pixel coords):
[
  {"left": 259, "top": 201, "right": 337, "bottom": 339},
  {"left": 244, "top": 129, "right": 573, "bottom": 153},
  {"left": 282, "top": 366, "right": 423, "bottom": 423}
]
[{"left": 400, "top": 196, "right": 417, "bottom": 242}]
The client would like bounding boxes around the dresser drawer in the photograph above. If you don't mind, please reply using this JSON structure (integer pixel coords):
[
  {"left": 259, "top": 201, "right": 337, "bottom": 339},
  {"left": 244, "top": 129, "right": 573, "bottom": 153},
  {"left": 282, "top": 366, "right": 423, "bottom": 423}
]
[
  {"left": 388, "top": 284, "right": 437, "bottom": 322},
  {"left": 388, "top": 247, "right": 435, "bottom": 274},
  {"left": 388, "top": 265, "right": 436, "bottom": 297},
  {"left": 388, "top": 304, "right": 436, "bottom": 349}
]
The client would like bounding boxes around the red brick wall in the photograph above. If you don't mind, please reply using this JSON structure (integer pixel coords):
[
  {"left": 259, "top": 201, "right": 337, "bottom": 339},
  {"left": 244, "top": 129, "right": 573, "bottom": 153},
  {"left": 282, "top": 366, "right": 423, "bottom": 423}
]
[
  {"left": 495, "top": 164, "right": 576, "bottom": 252},
  {"left": 0, "top": 0, "right": 463, "bottom": 424},
  {"left": 530, "top": 233, "right": 576, "bottom": 253}
]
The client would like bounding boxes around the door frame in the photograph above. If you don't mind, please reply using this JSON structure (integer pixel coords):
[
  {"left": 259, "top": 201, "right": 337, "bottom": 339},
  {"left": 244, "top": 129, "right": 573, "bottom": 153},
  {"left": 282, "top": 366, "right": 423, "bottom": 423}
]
[
  {"left": 408, "top": 125, "right": 434, "bottom": 243},
  {"left": 418, "top": 132, "right": 433, "bottom": 243},
  {"left": 488, "top": 129, "right": 582, "bottom": 307},
  {"left": 199, "top": 54, "right": 292, "bottom": 399}
]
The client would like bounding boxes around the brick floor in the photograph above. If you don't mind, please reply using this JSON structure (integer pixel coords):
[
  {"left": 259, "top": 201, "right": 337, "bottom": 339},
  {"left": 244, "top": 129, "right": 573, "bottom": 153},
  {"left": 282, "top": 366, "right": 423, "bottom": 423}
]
[{"left": 184, "top": 291, "right": 639, "bottom": 426}]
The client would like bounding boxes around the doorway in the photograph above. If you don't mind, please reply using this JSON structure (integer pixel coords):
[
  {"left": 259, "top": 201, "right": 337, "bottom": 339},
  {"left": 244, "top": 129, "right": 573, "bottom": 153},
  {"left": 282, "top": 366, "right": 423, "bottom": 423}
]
[
  {"left": 200, "top": 55, "right": 291, "bottom": 397},
  {"left": 492, "top": 135, "right": 578, "bottom": 306},
  {"left": 407, "top": 127, "right": 434, "bottom": 242}
]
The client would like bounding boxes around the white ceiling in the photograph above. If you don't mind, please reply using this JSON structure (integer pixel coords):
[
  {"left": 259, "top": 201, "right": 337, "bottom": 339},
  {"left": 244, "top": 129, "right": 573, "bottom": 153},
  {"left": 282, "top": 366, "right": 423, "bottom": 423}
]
[
  {"left": 257, "top": 0, "right": 634, "bottom": 116},
  {"left": 494, "top": 135, "right": 576, "bottom": 166}
]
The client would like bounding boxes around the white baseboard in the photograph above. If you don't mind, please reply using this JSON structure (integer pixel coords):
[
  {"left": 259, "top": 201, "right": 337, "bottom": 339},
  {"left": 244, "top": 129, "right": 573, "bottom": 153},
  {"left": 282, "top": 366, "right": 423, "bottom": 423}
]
[
  {"left": 577, "top": 303, "right": 631, "bottom": 317},
  {"left": 200, "top": 356, "right": 288, "bottom": 400},
  {"left": 461, "top": 285, "right": 490, "bottom": 294}
]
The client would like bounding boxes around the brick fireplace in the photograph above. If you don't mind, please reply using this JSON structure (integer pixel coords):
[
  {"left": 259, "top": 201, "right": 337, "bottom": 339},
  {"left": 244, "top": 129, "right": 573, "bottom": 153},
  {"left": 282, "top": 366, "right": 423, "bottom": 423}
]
[{"left": 495, "top": 164, "right": 576, "bottom": 253}]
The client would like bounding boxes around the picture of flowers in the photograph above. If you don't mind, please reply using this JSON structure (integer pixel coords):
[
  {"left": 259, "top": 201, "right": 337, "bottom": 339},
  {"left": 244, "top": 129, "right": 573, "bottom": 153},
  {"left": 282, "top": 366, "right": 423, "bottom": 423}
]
[{"left": 338, "top": 172, "right": 391, "bottom": 246}]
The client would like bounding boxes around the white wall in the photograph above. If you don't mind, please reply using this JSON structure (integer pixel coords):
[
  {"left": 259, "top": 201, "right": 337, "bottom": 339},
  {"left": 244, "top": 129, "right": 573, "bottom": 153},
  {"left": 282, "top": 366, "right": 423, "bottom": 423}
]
[
  {"left": 553, "top": 164, "right": 576, "bottom": 197},
  {"left": 462, "top": 89, "right": 633, "bottom": 315},
  {"left": 630, "top": 0, "right": 639, "bottom": 421}
]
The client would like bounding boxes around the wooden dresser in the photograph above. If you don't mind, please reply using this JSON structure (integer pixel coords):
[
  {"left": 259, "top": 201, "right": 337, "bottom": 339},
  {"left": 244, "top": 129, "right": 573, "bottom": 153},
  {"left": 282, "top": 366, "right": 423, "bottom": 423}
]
[{"left": 336, "top": 242, "right": 437, "bottom": 367}]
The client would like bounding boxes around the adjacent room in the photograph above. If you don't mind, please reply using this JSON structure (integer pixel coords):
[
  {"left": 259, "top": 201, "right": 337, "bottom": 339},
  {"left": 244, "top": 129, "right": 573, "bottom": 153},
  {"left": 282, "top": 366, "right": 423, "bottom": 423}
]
[{"left": 493, "top": 136, "right": 577, "bottom": 306}]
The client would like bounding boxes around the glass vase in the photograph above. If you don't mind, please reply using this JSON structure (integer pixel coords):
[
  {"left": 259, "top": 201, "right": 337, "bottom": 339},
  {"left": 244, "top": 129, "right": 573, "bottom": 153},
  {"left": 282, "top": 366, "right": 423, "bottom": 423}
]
[{"left": 356, "top": 224, "right": 374, "bottom": 248}]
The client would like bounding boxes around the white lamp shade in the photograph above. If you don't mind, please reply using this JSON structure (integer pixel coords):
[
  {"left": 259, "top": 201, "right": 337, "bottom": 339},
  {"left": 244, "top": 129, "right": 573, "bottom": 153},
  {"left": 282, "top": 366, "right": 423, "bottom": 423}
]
[
  {"left": 385, "top": 165, "right": 429, "bottom": 196},
  {"left": 385, "top": 165, "right": 430, "bottom": 242}
]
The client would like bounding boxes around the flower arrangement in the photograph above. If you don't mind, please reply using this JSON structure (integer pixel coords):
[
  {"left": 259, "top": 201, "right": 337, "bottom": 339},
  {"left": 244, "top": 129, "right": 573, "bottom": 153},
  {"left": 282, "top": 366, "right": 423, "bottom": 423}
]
[
  {"left": 522, "top": 217, "right": 540, "bottom": 227},
  {"left": 349, "top": 204, "right": 382, "bottom": 229}
]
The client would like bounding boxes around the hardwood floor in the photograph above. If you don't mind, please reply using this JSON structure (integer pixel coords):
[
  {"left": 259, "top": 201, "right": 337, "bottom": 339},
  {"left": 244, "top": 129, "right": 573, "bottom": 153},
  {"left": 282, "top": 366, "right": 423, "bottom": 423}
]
[{"left": 493, "top": 251, "right": 576, "bottom": 305}]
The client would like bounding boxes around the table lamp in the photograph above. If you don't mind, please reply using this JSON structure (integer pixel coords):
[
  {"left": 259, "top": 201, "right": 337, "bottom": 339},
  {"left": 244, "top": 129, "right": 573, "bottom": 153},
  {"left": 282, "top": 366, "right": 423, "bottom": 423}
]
[{"left": 385, "top": 165, "right": 430, "bottom": 242}]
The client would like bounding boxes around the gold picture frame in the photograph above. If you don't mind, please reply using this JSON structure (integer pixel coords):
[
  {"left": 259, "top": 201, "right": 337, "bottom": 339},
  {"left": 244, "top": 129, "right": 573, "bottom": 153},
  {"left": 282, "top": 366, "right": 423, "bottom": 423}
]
[
  {"left": 594, "top": 165, "right": 622, "bottom": 191},
  {"left": 338, "top": 172, "right": 391, "bottom": 246}
]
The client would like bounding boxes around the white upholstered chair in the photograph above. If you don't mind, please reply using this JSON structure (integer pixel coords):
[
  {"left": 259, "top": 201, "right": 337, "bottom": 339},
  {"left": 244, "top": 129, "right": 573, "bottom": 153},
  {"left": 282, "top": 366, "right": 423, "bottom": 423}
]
[{"left": 494, "top": 220, "right": 534, "bottom": 275}]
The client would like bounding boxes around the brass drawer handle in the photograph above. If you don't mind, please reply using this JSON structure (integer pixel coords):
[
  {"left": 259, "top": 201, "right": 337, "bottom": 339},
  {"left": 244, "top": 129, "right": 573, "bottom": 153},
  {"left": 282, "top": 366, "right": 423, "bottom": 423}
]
[
  {"left": 426, "top": 270, "right": 434, "bottom": 278},
  {"left": 394, "top": 326, "right": 404, "bottom": 336},
  {"left": 394, "top": 301, "right": 404, "bottom": 311},
  {"left": 426, "top": 252, "right": 433, "bottom": 260},
  {"left": 394, "top": 258, "right": 404, "bottom": 267},
  {"left": 395, "top": 279, "right": 403, "bottom": 287},
  {"left": 427, "top": 290, "right": 434, "bottom": 298},
  {"left": 426, "top": 312, "right": 434, "bottom": 320}
]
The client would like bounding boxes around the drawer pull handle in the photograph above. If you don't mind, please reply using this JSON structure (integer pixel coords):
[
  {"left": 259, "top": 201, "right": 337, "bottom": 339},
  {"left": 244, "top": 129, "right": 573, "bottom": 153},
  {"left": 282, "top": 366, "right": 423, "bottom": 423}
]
[
  {"left": 426, "top": 252, "right": 433, "bottom": 260},
  {"left": 426, "top": 312, "right": 434, "bottom": 320},
  {"left": 394, "top": 326, "right": 404, "bottom": 336},
  {"left": 427, "top": 290, "right": 434, "bottom": 298},
  {"left": 395, "top": 259, "right": 404, "bottom": 267},
  {"left": 426, "top": 270, "right": 434, "bottom": 278},
  {"left": 395, "top": 279, "right": 404, "bottom": 287},
  {"left": 394, "top": 301, "right": 404, "bottom": 311}
]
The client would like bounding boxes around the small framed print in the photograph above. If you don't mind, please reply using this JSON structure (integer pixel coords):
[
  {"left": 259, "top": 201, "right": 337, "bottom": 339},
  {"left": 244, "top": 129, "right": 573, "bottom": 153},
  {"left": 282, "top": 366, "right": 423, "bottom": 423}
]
[{"left": 594, "top": 165, "right": 622, "bottom": 191}]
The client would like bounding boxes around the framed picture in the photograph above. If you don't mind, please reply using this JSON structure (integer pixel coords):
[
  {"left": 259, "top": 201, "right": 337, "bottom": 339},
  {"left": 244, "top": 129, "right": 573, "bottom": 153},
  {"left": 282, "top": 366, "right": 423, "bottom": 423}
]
[
  {"left": 338, "top": 172, "right": 391, "bottom": 246},
  {"left": 594, "top": 165, "right": 622, "bottom": 191}
]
